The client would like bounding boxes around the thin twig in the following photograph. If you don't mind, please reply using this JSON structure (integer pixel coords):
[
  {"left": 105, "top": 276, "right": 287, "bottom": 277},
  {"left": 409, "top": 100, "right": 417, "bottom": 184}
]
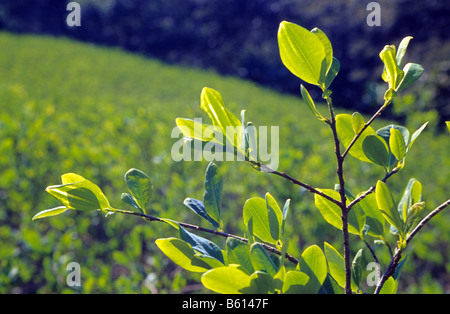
[
  {"left": 341, "top": 98, "right": 392, "bottom": 159},
  {"left": 113, "top": 208, "right": 300, "bottom": 265},
  {"left": 374, "top": 198, "right": 450, "bottom": 294},
  {"left": 364, "top": 239, "right": 382, "bottom": 280}
]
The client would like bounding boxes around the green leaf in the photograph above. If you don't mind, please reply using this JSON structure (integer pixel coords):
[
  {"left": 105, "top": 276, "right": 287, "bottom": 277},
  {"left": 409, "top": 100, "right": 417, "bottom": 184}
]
[
  {"left": 379, "top": 277, "right": 397, "bottom": 294},
  {"left": 248, "top": 271, "right": 276, "bottom": 294},
  {"left": 32, "top": 206, "right": 71, "bottom": 221},
  {"left": 324, "top": 242, "right": 346, "bottom": 289},
  {"left": 359, "top": 193, "right": 385, "bottom": 237},
  {"left": 336, "top": 113, "right": 377, "bottom": 163},
  {"left": 202, "top": 162, "right": 223, "bottom": 227},
  {"left": 351, "top": 249, "right": 363, "bottom": 290},
  {"left": 311, "top": 27, "right": 333, "bottom": 81},
  {"left": 396, "top": 63, "right": 424, "bottom": 92},
  {"left": 121, "top": 193, "right": 141, "bottom": 211},
  {"left": 278, "top": 21, "right": 328, "bottom": 86},
  {"left": 46, "top": 173, "right": 111, "bottom": 212},
  {"left": 175, "top": 118, "right": 219, "bottom": 142},
  {"left": 183, "top": 198, "right": 220, "bottom": 230},
  {"left": 398, "top": 178, "right": 422, "bottom": 222},
  {"left": 352, "top": 112, "right": 365, "bottom": 134},
  {"left": 226, "top": 238, "right": 254, "bottom": 275},
  {"left": 200, "top": 87, "right": 242, "bottom": 150},
  {"left": 300, "top": 84, "right": 326, "bottom": 121},
  {"left": 250, "top": 243, "right": 279, "bottom": 277},
  {"left": 376, "top": 181, "right": 404, "bottom": 234},
  {"left": 155, "top": 238, "right": 211, "bottom": 273},
  {"left": 296, "top": 245, "right": 327, "bottom": 293},
  {"left": 265, "top": 192, "right": 283, "bottom": 243},
  {"left": 408, "top": 122, "right": 428, "bottom": 151},
  {"left": 314, "top": 189, "right": 361, "bottom": 235},
  {"left": 396, "top": 36, "right": 413, "bottom": 66},
  {"left": 362, "top": 135, "right": 390, "bottom": 167},
  {"left": 179, "top": 226, "right": 224, "bottom": 264},
  {"left": 124, "top": 168, "right": 152, "bottom": 214},
  {"left": 446, "top": 121, "right": 450, "bottom": 133},
  {"left": 201, "top": 266, "right": 252, "bottom": 294},
  {"left": 389, "top": 128, "right": 407, "bottom": 161},
  {"left": 380, "top": 45, "right": 404, "bottom": 90},
  {"left": 324, "top": 57, "right": 340, "bottom": 88},
  {"left": 243, "top": 197, "right": 278, "bottom": 244},
  {"left": 281, "top": 198, "right": 290, "bottom": 237},
  {"left": 377, "top": 124, "right": 410, "bottom": 166},
  {"left": 282, "top": 271, "right": 310, "bottom": 294}
]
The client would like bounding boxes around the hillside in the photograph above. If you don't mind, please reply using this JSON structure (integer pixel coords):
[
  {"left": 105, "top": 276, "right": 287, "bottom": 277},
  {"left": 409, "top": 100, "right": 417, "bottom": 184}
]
[{"left": 0, "top": 33, "right": 448, "bottom": 293}]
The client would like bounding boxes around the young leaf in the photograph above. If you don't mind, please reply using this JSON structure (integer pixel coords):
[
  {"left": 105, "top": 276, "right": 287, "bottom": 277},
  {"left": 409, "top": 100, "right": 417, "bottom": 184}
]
[
  {"left": 297, "top": 245, "right": 327, "bottom": 293},
  {"left": 183, "top": 198, "right": 220, "bottom": 230},
  {"left": 362, "top": 135, "right": 390, "bottom": 167},
  {"left": 352, "top": 112, "right": 365, "bottom": 134},
  {"left": 375, "top": 181, "right": 404, "bottom": 234},
  {"left": 408, "top": 122, "right": 428, "bottom": 151},
  {"left": 281, "top": 198, "right": 291, "bottom": 237},
  {"left": 32, "top": 206, "right": 70, "bottom": 221},
  {"left": 380, "top": 45, "right": 404, "bottom": 90},
  {"left": 202, "top": 162, "right": 223, "bottom": 228},
  {"left": 446, "top": 121, "right": 450, "bottom": 133},
  {"left": 396, "top": 36, "right": 413, "bottom": 66},
  {"left": 311, "top": 27, "right": 333, "bottom": 80},
  {"left": 379, "top": 277, "right": 398, "bottom": 294},
  {"left": 324, "top": 57, "right": 340, "bottom": 88},
  {"left": 351, "top": 249, "right": 363, "bottom": 291},
  {"left": 201, "top": 266, "right": 252, "bottom": 294},
  {"left": 46, "top": 173, "right": 112, "bottom": 212},
  {"left": 278, "top": 21, "right": 328, "bottom": 86},
  {"left": 155, "top": 238, "right": 211, "bottom": 273},
  {"left": 397, "top": 178, "right": 422, "bottom": 222},
  {"left": 265, "top": 193, "right": 283, "bottom": 243},
  {"left": 124, "top": 168, "right": 152, "bottom": 214},
  {"left": 336, "top": 113, "right": 377, "bottom": 163},
  {"left": 200, "top": 87, "right": 243, "bottom": 150},
  {"left": 300, "top": 84, "right": 326, "bottom": 122},
  {"left": 389, "top": 128, "right": 407, "bottom": 161}
]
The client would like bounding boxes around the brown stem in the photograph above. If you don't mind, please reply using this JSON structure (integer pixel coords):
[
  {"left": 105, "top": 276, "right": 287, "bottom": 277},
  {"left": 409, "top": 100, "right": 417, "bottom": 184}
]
[{"left": 114, "top": 208, "right": 300, "bottom": 265}]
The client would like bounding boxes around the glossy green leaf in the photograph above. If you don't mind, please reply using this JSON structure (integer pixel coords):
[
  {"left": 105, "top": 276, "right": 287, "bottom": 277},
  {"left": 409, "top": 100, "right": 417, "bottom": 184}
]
[
  {"left": 300, "top": 84, "right": 326, "bottom": 121},
  {"left": 250, "top": 243, "right": 278, "bottom": 277},
  {"left": 243, "top": 197, "right": 279, "bottom": 244},
  {"left": 311, "top": 27, "right": 333, "bottom": 82},
  {"left": 46, "top": 173, "right": 111, "bottom": 212},
  {"left": 295, "top": 245, "right": 327, "bottom": 293},
  {"left": 389, "top": 128, "right": 407, "bottom": 160},
  {"left": 179, "top": 226, "right": 224, "bottom": 264},
  {"left": 121, "top": 193, "right": 141, "bottom": 211},
  {"left": 352, "top": 112, "right": 365, "bottom": 134},
  {"left": 226, "top": 238, "right": 254, "bottom": 275},
  {"left": 324, "top": 242, "right": 346, "bottom": 289},
  {"left": 362, "top": 135, "right": 390, "bottom": 167},
  {"left": 200, "top": 87, "right": 242, "bottom": 150},
  {"left": 201, "top": 266, "right": 252, "bottom": 294},
  {"left": 175, "top": 118, "right": 219, "bottom": 142},
  {"left": 314, "top": 189, "right": 361, "bottom": 235},
  {"left": 359, "top": 192, "right": 385, "bottom": 237},
  {"left": 155, "top": 238, "right": 210, "bottom": 273},
  {"left": 282, "top": 271, "right": 310, "bottom": 294},
  {"left": 396, "top": 36, "right": 413, "bottom": 66},
  {"left": 336, "top": 113, "right": 377, "bottom": 163},
  {"left": 183, "top": 198, "right": 220, "bottom": 230},
  {"left": 376, "top": 181, "right": 404, "bottom": 234},
  {"left": 32, "top": 206, "right": 71, "bottom": 221},
  {"left": 396, "top": 63, "right": 424, "bottom": 92},
  {"left": 202, "top": 162, "right": 223, "bottom": 227},
  {"left": 377, "top": 124, "right": 410, "bottom": 166},
  {"left": 324, "top": 57, "right": 340, "bottom": 88},
  {"left": 278, "top": 21, "right": 328, "bottom": 86},
  {"left": 124, "top": 168, "right": 152, "bottom": 214}
]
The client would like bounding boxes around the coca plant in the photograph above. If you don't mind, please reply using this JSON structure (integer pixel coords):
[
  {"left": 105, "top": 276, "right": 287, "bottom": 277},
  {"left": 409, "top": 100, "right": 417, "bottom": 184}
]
[{"left": 33, "top": 21, "right": 449, "bottom": 294}]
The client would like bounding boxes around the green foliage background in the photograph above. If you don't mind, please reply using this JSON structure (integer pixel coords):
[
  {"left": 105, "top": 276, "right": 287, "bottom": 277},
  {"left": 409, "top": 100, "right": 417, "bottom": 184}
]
[{"left": 0, "top": 33, "right": 448, "bottom": 293}]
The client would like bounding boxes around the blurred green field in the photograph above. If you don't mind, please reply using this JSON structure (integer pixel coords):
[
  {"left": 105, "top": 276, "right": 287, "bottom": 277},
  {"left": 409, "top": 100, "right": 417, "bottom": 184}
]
[{"left": 0, "top": 32, "right": 448, "bottom": 293}]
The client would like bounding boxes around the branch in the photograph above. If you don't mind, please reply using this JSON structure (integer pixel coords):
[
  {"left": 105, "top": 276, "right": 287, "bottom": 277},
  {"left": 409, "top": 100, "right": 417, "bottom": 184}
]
[
  {"left": 374, "top": 198, "right": 450, "bottom": 294},
  {"left": 259, "top": 163, "right": 342, "bottom": 207},
  {"left": 113, "top": 208, "right": 299, "bottom": 265},
  {"left": 346, "top": 167, "right": 399, "bottom": 212},
  {"left": 341, "top": 98, "right": 392, "bottom": 159}
]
